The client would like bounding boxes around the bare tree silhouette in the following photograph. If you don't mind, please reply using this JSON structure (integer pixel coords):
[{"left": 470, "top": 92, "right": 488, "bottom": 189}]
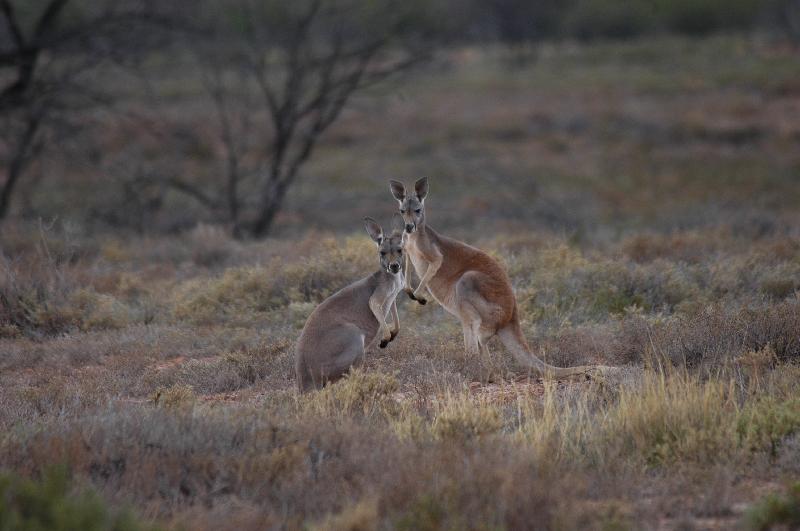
[
  {"left": 170, "top": 0, "right": 438, "bottom": 237},
  {"left": 0, "top": 0, "right": 177, "bottom": 221}
]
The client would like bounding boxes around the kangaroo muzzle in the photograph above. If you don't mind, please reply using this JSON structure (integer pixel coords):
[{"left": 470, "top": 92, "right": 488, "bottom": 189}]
[
  {"left": 389, "top": 262, "right": 401, "bottom": 273},
  {"left": 405, "top": 223, "right": 415, "bottom": 233}
]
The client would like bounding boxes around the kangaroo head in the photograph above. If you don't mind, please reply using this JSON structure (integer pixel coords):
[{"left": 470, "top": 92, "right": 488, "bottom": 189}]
[
  {"left": 389, "top": 177, "right": 428, "bottom": 234},
  {"left": 364, "top": 214, "right": 406, "bottom": 275}
]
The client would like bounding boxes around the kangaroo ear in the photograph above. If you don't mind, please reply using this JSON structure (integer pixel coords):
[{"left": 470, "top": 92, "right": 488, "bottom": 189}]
[
  {"left": 414, "top": 177, "right": 428, "bottom": 201},
  {"left": 389, "top": 180, "right": 406, "bottom": 202},
  {"left": 364, "top": 217, "right": 384, "bottom": 244},
  {"left": 390, "top": 213, "right": 405, "bottom": 235}
]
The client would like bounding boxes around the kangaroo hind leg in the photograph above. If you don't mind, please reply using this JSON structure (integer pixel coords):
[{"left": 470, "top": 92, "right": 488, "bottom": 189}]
[
  {"left": 314, "top": 325, "right": 366, "bottom": 387},
  {"left": 458, "top": 301, "right": 482, "bottom": 355}
]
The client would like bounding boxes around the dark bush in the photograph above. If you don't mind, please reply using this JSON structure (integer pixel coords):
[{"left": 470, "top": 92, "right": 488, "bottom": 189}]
[
  {"left": 0, "top": 467, "right": 157, "bottom": 531},
  {"left": 563, "top": 0, "right": 656, "bottom": 41},
  {"left": 654, "top": 0, "right": 764, "bottom": 36},
  {"left": 743, "top": 482, "right": 800, "bottom": 531}
]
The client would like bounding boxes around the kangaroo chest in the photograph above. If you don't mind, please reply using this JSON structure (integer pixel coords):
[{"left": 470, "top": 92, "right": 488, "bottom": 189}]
[
  {"left": 407, "top": 244, "right": 428, "bottom": 278},
  {"left": 377, "top": 273, "right": 404, "bottom": 316},
  {"left": 406, "top": 238, "right": 433, "bottom": 278},
  {"left": 406, "top": 237, "right": 457, "bottom": 311}
]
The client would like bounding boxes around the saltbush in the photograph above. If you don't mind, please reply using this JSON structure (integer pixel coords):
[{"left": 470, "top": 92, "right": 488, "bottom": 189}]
[{"left": 0, "top": 467, "right": 157, "bottom": 531}]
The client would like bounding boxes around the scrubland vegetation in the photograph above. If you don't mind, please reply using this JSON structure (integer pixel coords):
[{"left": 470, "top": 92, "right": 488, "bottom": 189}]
[{"left": 2, "top": 35, "right": 800, "bottom": 529}]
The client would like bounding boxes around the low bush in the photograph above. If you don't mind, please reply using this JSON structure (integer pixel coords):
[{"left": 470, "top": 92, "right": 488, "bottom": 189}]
[
  {"left": 171, "top": 236, "right": 374, "bottom": 325},
  {"left": 563, "top": 0, "right": 655, "bottom": 41},
  {"left": 0, "top": 466, "right": 157, "bottom": 531},
  {"left": 743, "top": 482, "right": 800, "bottom": 531}
]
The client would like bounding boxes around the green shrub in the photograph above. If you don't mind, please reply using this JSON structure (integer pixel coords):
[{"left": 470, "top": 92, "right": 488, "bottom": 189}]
[
  {"left": 395, "top": 494, "right": 448, "bottom": 531},
  {"left": 0, "top": 467, "right": 157, "bottom": 531},
  {"left": 743, "top": 482, "right": 800, "bottom": 531}
]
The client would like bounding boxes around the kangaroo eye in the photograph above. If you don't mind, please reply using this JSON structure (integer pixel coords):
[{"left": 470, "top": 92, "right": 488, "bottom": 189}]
[
  {"left": 414, "top": 209, "right": 421, "bottom": 214},
  {"left": 398, "top": 250, "right": 403, "bottom": 255},
  {"left": 380, "top": 251, "right": 386, "bottom": 256},
  {"left": 400, "top": 209, "right": 406, "bottom": 214}
]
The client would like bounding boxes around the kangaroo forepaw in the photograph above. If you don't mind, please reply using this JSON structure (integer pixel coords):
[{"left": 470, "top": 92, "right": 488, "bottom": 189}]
[{"left": 405, "top": 288, "right": 428, "bottom": 305}]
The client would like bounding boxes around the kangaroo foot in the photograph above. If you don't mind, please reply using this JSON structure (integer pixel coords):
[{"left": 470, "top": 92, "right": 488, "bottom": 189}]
[{"left": 380, "top": 332, "right": 394, "bottom": 348}]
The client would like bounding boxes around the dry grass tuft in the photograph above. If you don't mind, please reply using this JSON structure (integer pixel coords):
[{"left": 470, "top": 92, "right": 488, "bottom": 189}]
[
  {"left": 153, "top": 383, "right": 196, "bottom": 408},
  {"left": 303, "top": 369, "right": 400, "bottom": 418},
  {"left": 311, "top": 498, "right": 379, "bottom": 531},
  {"left": 431, "top": 392, "right": 503, "bottom": 441}
]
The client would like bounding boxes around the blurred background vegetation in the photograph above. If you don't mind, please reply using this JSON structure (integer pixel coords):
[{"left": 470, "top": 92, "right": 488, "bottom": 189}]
[{"left": 1, "top": 0, "right": 799, "bottom": 238}]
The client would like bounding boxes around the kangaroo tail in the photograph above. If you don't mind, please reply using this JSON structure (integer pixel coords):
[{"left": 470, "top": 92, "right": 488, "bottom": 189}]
[{"left": 497, "top": 307, "right": 590, "bottom": 379}]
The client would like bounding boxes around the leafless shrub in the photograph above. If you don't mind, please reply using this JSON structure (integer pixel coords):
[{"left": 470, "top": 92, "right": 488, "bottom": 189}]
[
  {"left": 0, "top": 0, "right": 183, "bottom": 222},
  {"left": 631, "top": 300, "right": 800, "bottom": 369}
]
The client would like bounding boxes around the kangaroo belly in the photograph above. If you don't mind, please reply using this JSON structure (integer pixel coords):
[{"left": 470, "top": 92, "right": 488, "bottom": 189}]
[
  {"left": 426, "top": 277, "right": 459, "bottom": 313},
  {"left": 408, "top": 249, "right": 427, "bottom": 280}
]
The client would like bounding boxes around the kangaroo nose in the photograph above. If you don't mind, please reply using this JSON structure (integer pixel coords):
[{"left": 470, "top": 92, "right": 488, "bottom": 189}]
[
  {"left": 390, "top": 263, "right": 400, "bottom": 273},
  {"left": 405, "top": 224, "right": 414, "bottom": 233}
]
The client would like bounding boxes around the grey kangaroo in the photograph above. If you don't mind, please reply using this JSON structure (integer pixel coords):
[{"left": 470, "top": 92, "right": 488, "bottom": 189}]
[{"left": 295, "top": 215, "right": 406, "bottom": 392}]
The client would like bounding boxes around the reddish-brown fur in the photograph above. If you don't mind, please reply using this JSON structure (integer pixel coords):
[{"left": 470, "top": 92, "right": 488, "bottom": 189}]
[{"left": 391, "top": 178, "right": 600, "bottom": 379}]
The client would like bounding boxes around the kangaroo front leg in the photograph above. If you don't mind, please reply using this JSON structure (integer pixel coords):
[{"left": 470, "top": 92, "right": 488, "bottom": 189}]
[
  {"left": 366, "top": 295, "right": 392, "bottom": 352},
  {"left": 403, "top": 253, "right": 412, "bottom": 291},
  {"left": 402, "top": 253, "right": 419, "bottom": 302},
  {"left": 388, "top": 300, "right": 400, "bottom": 343},
  {"left": 411, "top": 256, "right": 442, "bottom": 305}
]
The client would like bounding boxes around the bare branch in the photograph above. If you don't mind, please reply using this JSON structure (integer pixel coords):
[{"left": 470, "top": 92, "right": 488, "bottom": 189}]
[
  {"left": 0, "top": 0, "right": 25, "bottom": 47},
  {"left": 0, "top": 110, "right": 43, "bottom": 219},
  {"left": 33, "top": 0, "right": 69, "bottom": 41}
]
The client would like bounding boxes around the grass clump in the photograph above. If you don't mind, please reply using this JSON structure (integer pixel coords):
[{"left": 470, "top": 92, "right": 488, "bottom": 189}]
[
  {"left": 312, "top": 498, "right": 379, "bottom": 531},
  {"left": 515, "top": 370, "right": 800, "bottom": 470},
  {"left": 304, "top": 369, "right": 400, "bottom": 418},
  {"left": 602, "top": 373, "right": 739, "bottom": 466},
  {"left": 152, "top": 383, "right": 195, "bottom": 409},
  {"left": 737, "top": 397, "right": 800, "bottom": 457},
  {"left": 432, "top": 393, "right": 503, "bottom": 442},
  {"left": 0, "top": 466, "right": 157, "bottom": 531}
]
